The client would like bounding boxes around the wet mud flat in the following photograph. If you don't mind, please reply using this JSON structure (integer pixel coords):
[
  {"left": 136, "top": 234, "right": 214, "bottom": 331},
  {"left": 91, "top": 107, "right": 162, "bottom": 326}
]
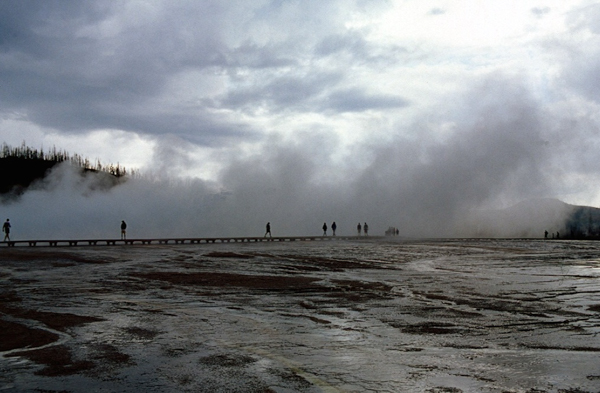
[{"left": 1, "top": 239, "right": 600, "bottom": 392}]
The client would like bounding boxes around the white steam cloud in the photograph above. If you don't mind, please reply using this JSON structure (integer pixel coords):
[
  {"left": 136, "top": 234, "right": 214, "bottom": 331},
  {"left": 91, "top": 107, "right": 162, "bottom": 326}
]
[{"left": 1, "top": 75, "right": 580, "bottom": 240}]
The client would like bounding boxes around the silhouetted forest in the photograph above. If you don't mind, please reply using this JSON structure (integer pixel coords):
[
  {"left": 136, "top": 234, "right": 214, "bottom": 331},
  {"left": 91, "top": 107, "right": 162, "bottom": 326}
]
[{"left": 0, "top": 142, "right": 135, "bottom": 195}]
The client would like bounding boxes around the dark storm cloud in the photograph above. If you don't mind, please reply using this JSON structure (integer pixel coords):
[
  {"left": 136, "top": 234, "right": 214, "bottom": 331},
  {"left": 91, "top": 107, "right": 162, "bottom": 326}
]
[
  {"left": 0, "top": 0, "right": 401, "bottom": 143},
  {"left": 0, "top": 1, "right": 109, "bottom": 53},
  {"left": 221, "top": 71, "right": 344, "bottom": 111},
  {"left": 227, "top": 41, "right": 298, "bottom": 69},
  {"left": 0, "top": 1, "right": 259, "bottom": 143},
  {"left": 221, "top": 75, "right": 409, "bottom": 114},
  {"left": 323, "top": 87, "right": 409, "bottom": 113}
]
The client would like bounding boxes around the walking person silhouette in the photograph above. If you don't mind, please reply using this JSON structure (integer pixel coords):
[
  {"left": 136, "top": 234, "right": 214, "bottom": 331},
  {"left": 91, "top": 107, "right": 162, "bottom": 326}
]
[{"left": 2, "top": 219, "right": 10, "bottom": 241}]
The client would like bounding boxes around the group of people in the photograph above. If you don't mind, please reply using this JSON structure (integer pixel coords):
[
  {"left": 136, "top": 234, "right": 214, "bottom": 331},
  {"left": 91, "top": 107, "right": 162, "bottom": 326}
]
[
  {"left": 322, "top": 222, "right": 338, "bottom": 236},
  {"left": 324, "top": 222, "right": 370, "bottom": 236},
  {"left": 356, "top": 222, "right": 369, "bottom": 236},
  {"left": 265, "top": 221, "right": 370, "bottom": 237}
]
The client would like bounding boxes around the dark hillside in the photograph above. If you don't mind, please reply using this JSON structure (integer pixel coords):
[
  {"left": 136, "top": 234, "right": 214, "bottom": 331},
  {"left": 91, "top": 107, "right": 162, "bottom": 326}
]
[
  {"left": 0, "top": 157, "right": 59, "bottom": 194},
  {"left": 0, "top": 157, "right": 126, "bottom": 197},
  {"left": 0, "top": 143, "right": 132, "bottom": 197}
]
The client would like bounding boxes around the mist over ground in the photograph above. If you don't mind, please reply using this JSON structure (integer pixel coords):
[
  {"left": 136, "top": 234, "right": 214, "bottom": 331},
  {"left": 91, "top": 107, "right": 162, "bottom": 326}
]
[{"left": 1, "top": 76, "right": 574, "bottom": 240}]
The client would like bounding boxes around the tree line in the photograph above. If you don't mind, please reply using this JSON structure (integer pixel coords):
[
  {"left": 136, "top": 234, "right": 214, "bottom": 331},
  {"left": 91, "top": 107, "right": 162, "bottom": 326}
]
[{"left": 0, "top": 142, "right": 137, "bottom": 178}]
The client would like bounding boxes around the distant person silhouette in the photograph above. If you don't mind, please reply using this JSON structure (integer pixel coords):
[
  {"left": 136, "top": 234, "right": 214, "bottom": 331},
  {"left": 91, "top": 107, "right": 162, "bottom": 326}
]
[
  {"left": 364, "top": 222, "right": 369, "bottom": 236},
  {"left": 331, "top": 222, "right": 337, "bottom": 236},
  {"left": 395, "top": 228, "right": 399, "bottom": 236},
  {"left": 264, "top": 222, "right": 271, "bottom": 238},
  {"left": 544, "top": 230, "right": 548, "bottom": 239},
  {"left": 121, "top": 220, "right": 127, "bottom": 240},
  {"left": 357, "top": 222, "right": 361, "bottom": 236},
  {"left": 2, "top": 219, "right": 10, "bottom": 241},
  {"left": 322, "top": 222, "right": 327, "bottom": 236}
]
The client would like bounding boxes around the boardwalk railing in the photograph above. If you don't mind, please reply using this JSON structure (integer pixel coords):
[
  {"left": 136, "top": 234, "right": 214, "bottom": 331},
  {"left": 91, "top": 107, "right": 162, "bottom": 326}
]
[{"left": 0, "top": 235, "right": 380, "bottom": 247}]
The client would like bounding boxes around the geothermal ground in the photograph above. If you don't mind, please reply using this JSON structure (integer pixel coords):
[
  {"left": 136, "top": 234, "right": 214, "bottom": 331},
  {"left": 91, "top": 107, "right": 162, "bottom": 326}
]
[{"left": 1, "top": 238, "right": 600, "bottom": 392}]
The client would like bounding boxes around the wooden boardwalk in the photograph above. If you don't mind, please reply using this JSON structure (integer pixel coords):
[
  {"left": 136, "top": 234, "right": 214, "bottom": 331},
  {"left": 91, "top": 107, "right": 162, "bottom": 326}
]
[{"left": 0, "top": 235, "right": 379, "bottom": 247}]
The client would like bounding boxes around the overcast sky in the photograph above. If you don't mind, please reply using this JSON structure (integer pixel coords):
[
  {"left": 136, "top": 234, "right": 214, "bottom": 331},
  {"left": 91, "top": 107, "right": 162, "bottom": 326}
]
[{"left": 2, "top": 1, "right": 600, "bottom": 238}]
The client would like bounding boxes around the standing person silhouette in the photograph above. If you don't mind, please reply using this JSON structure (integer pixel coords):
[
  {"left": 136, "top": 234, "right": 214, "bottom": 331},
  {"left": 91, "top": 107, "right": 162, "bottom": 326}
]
[
  {"left": 121, "top": 220, "right": 127, "bottom": 240},
  {"left": 2, "top": 219, "right": 10, "bottom": 241},
  {"left": 264, "top": 222, "right": 272, "bottom": 238},
  {"left": 322, "top": 222, "right": 327, "bottom": 236},
  {"left": 357, "top": 222, "right": 361, "bottom": 236},
  {"left": 331, "top": 222, "right": 337, "bottom": 236},
  {"left": 364, "top": 222, "right": 369, "bottom": 236}
]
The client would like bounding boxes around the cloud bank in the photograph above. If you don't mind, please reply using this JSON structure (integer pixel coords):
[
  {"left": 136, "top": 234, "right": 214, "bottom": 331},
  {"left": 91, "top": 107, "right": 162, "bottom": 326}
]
[{"left": 1, "top": 73, "right": 574, "bottom": 239}]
